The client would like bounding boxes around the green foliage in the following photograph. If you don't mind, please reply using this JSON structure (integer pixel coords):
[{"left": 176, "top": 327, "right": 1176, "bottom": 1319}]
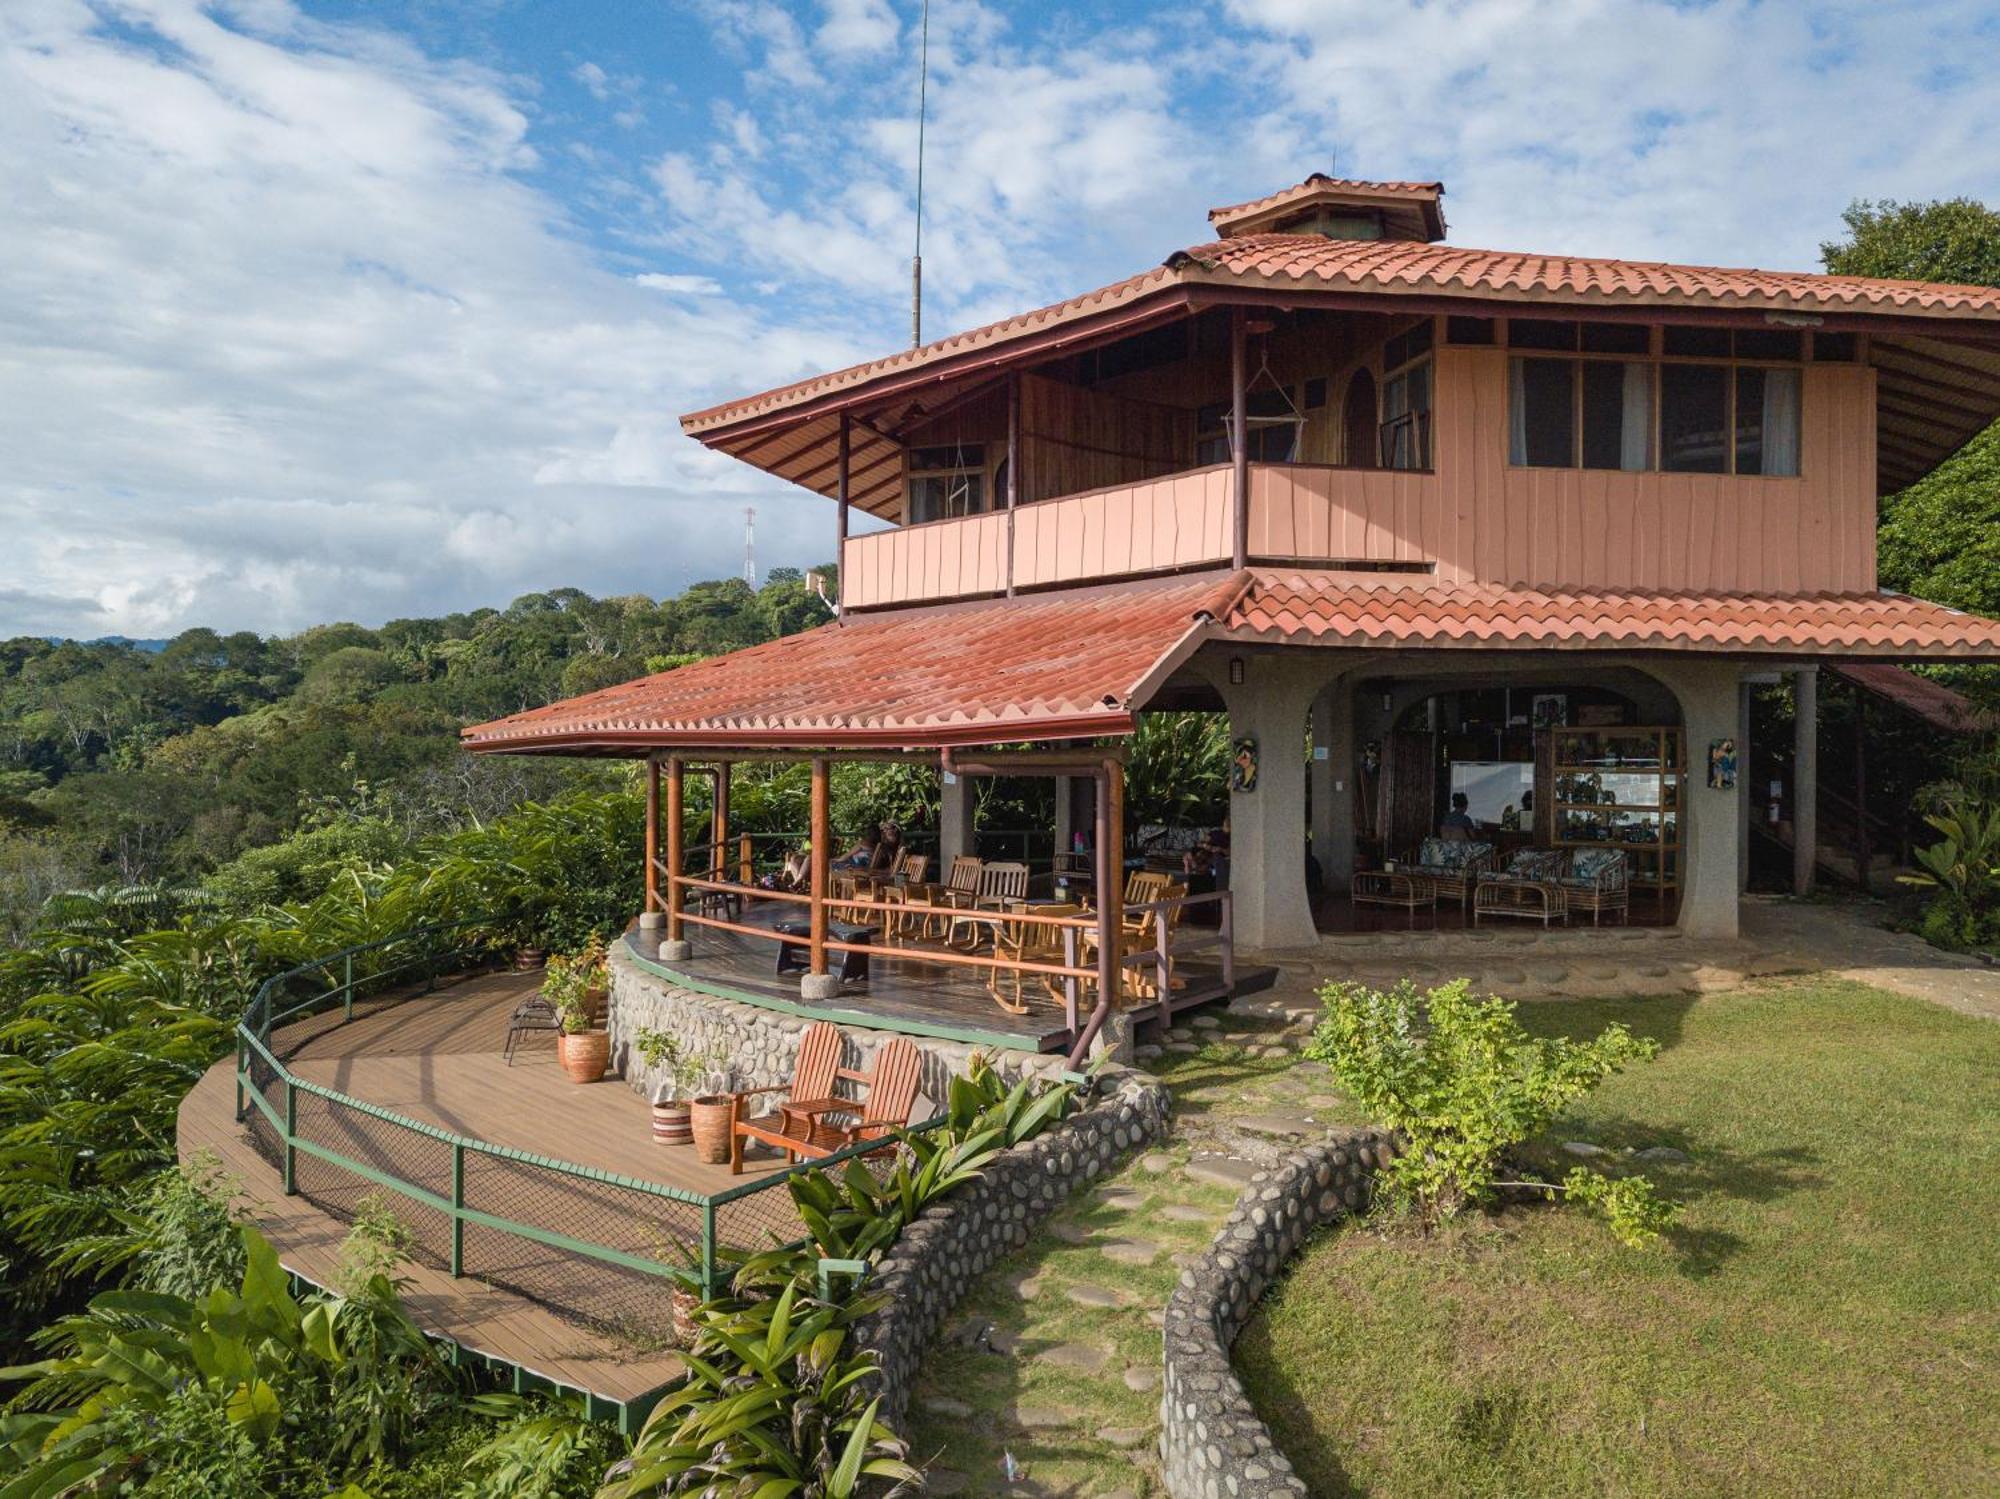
[
  {"left": 459, "top": 1393, "right": 626, "bottom": 1498},
  {"left": 0, "top": 1225, "right": 456, "bottom": 1494},
  {"left": 630, "top": 1029, "right": 718, "bottom": 1098},
  {"left": 1821, "top": 196, "right": 2000, "bottom": 287},
  {"left": 1901, "top": 794, "right": 2000, "bottom": 952},
  {"left": 1306, "top": 978, "right": 1671, "bottom": 1246},
  {"left": 1125, "top": 711, "right": 1229, "bottom": 831},
  {"left": 542, "top": 934, "right": 610, "bottom": 1034},
  {"left": 334, "top": 1194, "right": 419, "bottom": 1299}
]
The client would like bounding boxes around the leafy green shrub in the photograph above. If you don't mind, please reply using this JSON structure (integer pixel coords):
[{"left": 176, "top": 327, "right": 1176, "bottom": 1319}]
[
  {"left": 1902, "top": 795, "right": 2000, "bottom": 953},
  {"left": 1306, "top": 978, "right": 1674, "bottom": 1247}
]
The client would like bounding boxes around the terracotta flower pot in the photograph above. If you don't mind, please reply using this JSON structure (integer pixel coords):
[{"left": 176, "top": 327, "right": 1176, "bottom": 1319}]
[
  {"left": 689, "top": 1095, "right": 735, "bottom": 1164},
  {"left": 651, "top": 1100, "right": 693, "bottom": 1146},
  {"left": 558, "top": 1029, "right": 609, "bottom": 1084},
  {"left": 512, "top": 946, "right": 547, "bottom": 972}
]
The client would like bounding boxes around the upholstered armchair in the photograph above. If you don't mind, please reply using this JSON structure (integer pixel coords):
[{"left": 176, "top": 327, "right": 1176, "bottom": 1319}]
[
  {"left": 1560, "top": 847, "right": 1630, "bottom": 925},
  {"left": 1406, "top": 837, "right": 1495, "bottom": 911}
]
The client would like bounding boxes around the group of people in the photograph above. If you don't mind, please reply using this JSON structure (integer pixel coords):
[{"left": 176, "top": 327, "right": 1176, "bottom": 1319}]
[{"left": 760, "top": 820, "right": 905, "bottom": 892}]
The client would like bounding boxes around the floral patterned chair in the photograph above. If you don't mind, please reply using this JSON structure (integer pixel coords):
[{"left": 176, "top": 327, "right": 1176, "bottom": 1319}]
[
  {"left": 1474, "top": 848, "right": 1570, "bottom": 927},
  {"left": 1403, "top": 837, "right": 1496, "bottom": 912},
  {"left": 1560, "top": 847, "right": 1630, "bottom": 925}
]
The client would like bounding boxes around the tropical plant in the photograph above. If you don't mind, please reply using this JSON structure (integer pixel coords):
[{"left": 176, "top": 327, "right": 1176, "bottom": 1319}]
[
  {"left": 630, "top": 1029, "right": 717, "bottom": 1099},
  {"left": 0, "top": 1225, "right": 456, "bottom": 1493},
  {"left": 1125, "top": 711, "right": 1229, "bottom": 831},
  {"left": 1901, "top": 793, "right": 2000, "bottom": 950},
  {"left": 1307, "top": 977, "right": 1674, "bottom": 1247}
]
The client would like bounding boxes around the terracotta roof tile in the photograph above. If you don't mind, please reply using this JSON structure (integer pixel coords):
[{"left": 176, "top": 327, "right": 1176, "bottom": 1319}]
[
  {"left": 1830, "top": 663, "right": 1993, "bottom": 733},
  {"left": 1208, "top": 176, "right": 1445, "bottom": 222},
  {"left": 1223, "top": 570, "right": 2000, "bottom": 659},
  {"left": 461, "top": 572, "right": 1240, "bottom": 754}
]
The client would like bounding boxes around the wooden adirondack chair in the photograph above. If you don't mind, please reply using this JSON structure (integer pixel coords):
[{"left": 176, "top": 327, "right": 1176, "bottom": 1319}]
[
  {"left": 726, "top": 1022, "right": 844, "bottom": 1169},
  {"left": 731, "top": 1035, "right": 922, "bottom": 1171}
]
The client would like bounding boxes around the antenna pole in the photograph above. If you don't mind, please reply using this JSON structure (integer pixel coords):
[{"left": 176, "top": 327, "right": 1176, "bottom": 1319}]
[
  {"left": 743, "top": 506, "right": 757, "bottom": 588},
  {"left": 912, "top": 0, "right": 929, "bottom": 348}
]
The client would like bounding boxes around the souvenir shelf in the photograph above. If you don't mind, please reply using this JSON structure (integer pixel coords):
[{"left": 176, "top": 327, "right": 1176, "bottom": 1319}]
[{"left": 1551, "top": 727, "right": 1683, "bottom": 892}]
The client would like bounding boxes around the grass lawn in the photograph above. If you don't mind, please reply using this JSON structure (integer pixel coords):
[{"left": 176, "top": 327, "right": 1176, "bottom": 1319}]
[{"left": 1234, "top": 978, "right": 2000, "bottom": 1498}]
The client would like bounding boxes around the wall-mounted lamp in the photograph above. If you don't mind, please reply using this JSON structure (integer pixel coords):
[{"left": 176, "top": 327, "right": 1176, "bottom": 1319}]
[{"left": 1228, "top": 657, "right": 1246, "bottom": 686}]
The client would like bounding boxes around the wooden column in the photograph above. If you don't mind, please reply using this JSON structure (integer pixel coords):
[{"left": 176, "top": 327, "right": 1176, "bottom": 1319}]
[
  {"left": 809, "top": 756, "right": 830, "bottom": 977},
  {"left": 643, "top": 756, "right": 661, "bottom": 913},
  {"left": 711, "top": 762, "right": 731, "bottom": 881},
  {"left": 1093, "top": 758, "right": 1125, "bottom": 1021},
  {"left": 835, "top": 413, "right": 850, "bottom": 617},
  {"left": 1230, "top": 306, "right": 1249, "bottom": 571},
  {"left": 1005, "top": 372, "right": 1020, "bottom": 598},
  {"left": 664, "top": 757, "right": 684, "bottom": 942}
]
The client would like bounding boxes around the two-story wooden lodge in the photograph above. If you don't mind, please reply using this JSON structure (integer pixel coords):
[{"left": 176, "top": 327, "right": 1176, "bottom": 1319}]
[{"left": 466, "top": 175, "right": 2000, "bottom": 1054}]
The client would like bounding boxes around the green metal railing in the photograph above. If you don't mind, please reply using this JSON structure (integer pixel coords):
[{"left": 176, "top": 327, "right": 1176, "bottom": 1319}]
[{"left": 232, "top": 917, "right": 940, "bottom": 1332}]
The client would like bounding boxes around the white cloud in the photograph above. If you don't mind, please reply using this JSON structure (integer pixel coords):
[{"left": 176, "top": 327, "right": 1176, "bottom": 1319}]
[
  {"left": 0, "top": 0, "right": 868, "bottom": 636},
  {"left": 818, "top": 0, "right": 899, "bottom": 58},
  {"left": 571, "top": 59, "right": 611, "bottom": 99}
]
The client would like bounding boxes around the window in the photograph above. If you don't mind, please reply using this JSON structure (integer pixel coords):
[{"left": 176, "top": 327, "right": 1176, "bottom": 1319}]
[
  {"left": 1381, "top": 326, "right": 1433, "bottom": 470},
  {"left": 1195, "top": 391, "right": 1302, "bottom": 465},
  {"left": 1446, "top": 316, "right": 1496, "bottom": 345},
  {"left": 1504, "top": 322, "right": 1802, "bottom": 477},
  {"left": 906, "top": 444, "right": 986, "bottom": 523}
]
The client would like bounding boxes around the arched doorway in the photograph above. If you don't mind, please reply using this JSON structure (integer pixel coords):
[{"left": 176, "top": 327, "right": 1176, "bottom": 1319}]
[{"left": 1342, "top": 369, "right": 1378, "bottom": 468}]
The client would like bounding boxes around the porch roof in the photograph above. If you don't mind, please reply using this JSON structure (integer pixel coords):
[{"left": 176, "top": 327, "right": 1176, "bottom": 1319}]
[
  {"left": 465, "top": 568, "right": 2000, "bottom": 758},
  {"left": 460, "top": 572, "right": 1240, "bottom": 755},
  {"left": 1220, "top": 570, "right": 2000, "bottom": 660}
]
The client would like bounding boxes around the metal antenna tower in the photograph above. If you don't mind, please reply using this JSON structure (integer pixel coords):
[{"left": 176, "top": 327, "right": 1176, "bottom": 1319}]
[{"left": 743, "top": 506, "right": 757, "bottom": 587}]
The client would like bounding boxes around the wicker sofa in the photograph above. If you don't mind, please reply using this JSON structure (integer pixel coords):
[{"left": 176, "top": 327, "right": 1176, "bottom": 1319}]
[{"left": 1403, "top": 837, "right": 1496, "bottom": 912}]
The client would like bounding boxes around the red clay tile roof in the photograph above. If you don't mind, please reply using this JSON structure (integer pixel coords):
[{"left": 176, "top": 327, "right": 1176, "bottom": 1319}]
[
  {"left": 1830, "top": 663, "right": 1993, "bottom": 733},
  {"left": 1222, "top": 570, "right": 2000, "bottom": 659},
  {"left": 1209, "top": 176, "right": 1445, "bottom": 224},
  {"left": 461, "top": 572, "right": 1242, "bottom": 754}
]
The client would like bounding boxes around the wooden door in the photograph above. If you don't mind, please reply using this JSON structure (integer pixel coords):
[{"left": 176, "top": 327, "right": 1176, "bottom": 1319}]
[{"left": 1343, "top": 370, "right": 1379, "bottom": 468}]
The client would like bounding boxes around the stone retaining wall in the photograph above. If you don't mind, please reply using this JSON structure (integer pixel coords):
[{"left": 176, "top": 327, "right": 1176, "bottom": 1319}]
[
  {"left": 851, "top": 1068, "right": 1173, "bottom": 1427},
  {"left": 1160, "top": 1130, "right": 1399, "bottom": 1499},
  {"left": 608, "top": 939, "right": 1094, "bottom": 1108}
]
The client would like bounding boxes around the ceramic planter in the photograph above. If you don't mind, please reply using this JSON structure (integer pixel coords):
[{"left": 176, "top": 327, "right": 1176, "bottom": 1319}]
[
  {"left": 650, "top": 1100, "right": 693, "bottom": 1146},
  {"left": 689, "top": 1095, "right": 735, "bottom": 1164},
  {"left": 669, "top": 1281, "right": 703, "bottom": 1345},
  {"left": 512, "top": 946, "right": 548, "bottom": 972},
  {"left": 557, "top": 1029, "right": 609, "bottom": 1084}
]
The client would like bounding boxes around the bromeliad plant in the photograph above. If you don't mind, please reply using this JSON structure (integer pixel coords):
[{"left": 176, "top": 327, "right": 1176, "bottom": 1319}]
[
  {"left": 1900, "top": 793, "right": 2000, "bottom": 951},
  {"left": 1307, "top": 978, "right": 1675, "bottom": 1248},
  {"left": 604, "top": 1056, "right": 1081, "bottom": 1497}
]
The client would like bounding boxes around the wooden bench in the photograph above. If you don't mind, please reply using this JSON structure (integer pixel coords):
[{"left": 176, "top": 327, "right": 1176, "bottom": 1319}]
[{"left": 773, "top": 919, "right": 876, "bottom": 983}]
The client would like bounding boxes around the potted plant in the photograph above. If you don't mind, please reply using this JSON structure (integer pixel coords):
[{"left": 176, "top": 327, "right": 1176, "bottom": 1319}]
[
  {"left": 544, "top": 952, "right": 608, "bottom": 1084},
  {"left": 689, "top": 1087, "right": 735, "bottom": 1165},
  {"left": 633, "top": 1029, "right": 716, "bottom": 1146},
  {"left": 574, "top": 931, "right": 609, "bottom": 1024}
]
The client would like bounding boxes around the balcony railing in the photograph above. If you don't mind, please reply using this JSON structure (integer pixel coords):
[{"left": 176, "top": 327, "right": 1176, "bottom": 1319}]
[{"left": 840, "top": 461, "right": 1439, "bottom": 609}]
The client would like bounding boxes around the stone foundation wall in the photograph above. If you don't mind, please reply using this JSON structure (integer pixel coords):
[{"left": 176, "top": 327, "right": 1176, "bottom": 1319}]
[
  {"left": 1160, "top": 1130, "right": 1399, "bottom": 1499},
  {"left": 852, "top": 1068, "right": 1172, "bottom": 1427},
  {"left": 608, "top": 939, "right": 1095, "bottom": 1109}
]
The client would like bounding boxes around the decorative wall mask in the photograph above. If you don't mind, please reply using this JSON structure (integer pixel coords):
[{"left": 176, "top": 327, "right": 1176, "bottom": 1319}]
[
  {"left": 1708, "top": 737, "right": 1738, "bottom": 790},
  {"left": 1230, "top": 736, "right": 1259, "bottom": 793}
]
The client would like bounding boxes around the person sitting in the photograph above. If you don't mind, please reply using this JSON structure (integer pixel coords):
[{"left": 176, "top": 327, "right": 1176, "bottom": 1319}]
[
  {"left": 774, "top": 846, "right": 812, "bottom": 890},
  {"left": 1441, "top": 792, "right": 1477, "bottom": 836},
  {"left": 838, "top": 830, "right": 881, "bottom": 869},
  {"left": 870, "top": 821, "right": 904, "bottom": 872}
]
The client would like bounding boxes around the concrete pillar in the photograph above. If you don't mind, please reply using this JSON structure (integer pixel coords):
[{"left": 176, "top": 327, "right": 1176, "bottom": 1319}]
[
  {"left": 1052, "top": 775, "right": 1074, "bottom": 865},
  {"left": 939, "top": 770, "right": 972, "bottom": 868},
  {"left": 1737, "top": 682, "right": 1752, "bottom": 893},
  {"left": 1309, "top": 693, "right": 1335, "bottom": 887},
  {"left": 1310, "top": 680, "right": 1358, "bottom": 890},
  {"left": 1218, "top": 652, "right": 1323, "bottom": 951},
  {"left": 1793, "top": 667, "right": 1817, "bottom": 897},
  {"left": 1653, "top": 659, "right": 1742, "bottom": 939}
]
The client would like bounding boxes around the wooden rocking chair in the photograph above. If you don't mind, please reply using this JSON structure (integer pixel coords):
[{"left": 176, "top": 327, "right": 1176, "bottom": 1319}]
[
  {"left": 988, "top": 902, "right": 1086, "bottom": 1016},
  {"left": 905, "top": 855, "right": 983, "bottom": 941}
]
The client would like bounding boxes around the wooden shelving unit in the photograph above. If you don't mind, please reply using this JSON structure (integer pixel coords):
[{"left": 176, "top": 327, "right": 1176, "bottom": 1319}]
[{"left": 1551, "top": 727, "right": 1683, "bottom": 894}]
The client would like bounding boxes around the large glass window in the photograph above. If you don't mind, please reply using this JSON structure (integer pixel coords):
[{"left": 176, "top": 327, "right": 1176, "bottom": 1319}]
[
  {"left": 1382, "top": 359, "right": 1431, "bottom": 469},
  {"left": 1506, "top": 320, "right": 1802, "bottom": 477}
]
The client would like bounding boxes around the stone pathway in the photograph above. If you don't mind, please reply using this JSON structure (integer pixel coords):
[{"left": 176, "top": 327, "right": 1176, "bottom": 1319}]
[{"left": 904, "top": 995, "right": 1349, "bottom": 1496}]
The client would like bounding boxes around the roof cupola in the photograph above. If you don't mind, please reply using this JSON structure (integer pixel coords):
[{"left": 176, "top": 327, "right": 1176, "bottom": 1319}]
[{"left": 1207, "top": 174, "right": 1446, "bottom": 243}]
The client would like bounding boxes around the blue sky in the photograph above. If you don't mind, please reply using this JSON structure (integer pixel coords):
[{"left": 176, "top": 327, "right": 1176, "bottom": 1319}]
[{"left": 4, "top": 0, "right": 1998, "bottom": 637}]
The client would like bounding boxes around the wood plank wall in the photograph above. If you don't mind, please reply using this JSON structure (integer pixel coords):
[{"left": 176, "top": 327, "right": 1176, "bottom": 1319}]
[
  {"left": 842, "top": 343, "right": 1879, "bottom": 607},
  {"left": 1019, "top": 372, "right": 1193, "bottom": 502}
]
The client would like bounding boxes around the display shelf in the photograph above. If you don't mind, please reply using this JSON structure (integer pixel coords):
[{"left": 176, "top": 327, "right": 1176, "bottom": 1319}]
[{"left": 1552, "top": 727, "right": 1683, "bottom": 893}]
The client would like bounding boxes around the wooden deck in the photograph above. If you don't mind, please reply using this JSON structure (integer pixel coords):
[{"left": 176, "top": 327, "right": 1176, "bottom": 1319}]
[
  {"left": 647, "top": 900, "right": 1257, "bottom": 1051},
  {"left": 176, "top": 969, "right": 822, "bottom": 1417}
]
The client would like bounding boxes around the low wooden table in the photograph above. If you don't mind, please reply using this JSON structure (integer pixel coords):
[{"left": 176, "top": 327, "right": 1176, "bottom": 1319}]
[
  {"left": 1473, "top": 877, "right": 1565, "bottom": 928},
  {"left": 773, "top": 920, "right": 876, "bottom": 982},
  {"left": 1350, "top": 869, "right": 1438, "bottom": 928}
]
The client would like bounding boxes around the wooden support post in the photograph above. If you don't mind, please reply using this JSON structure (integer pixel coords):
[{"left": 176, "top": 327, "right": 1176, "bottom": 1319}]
[
  {"left": 810, "top": 756, "right": 830, "bottom": 978},
  {"left": 1853, "top": 691, "right": 1870, "bottom": 894},
  {"left": 711, "top": 762, "right": 730, "bottom": 881},
  {"left": 835, "top": 413, "right": 850, "bottom": 616},
  {"left": 1093, "top": 760, "right": 1122, "bottom": 1023},
  {"left": 1005, "top": 371, "right": 1020, "bottom": 597},
  {"left": 665, "top": 757, "right": 684, "bottom": 942},
  {"left": 1794, "top": 668, "right": 1817, "bottom": 897},
  {"left": 1230, "top": 305, "right": 1249, "bottom": 571},
  {"left": 643, "top": 756, "right": 661, "bottom": 913}
]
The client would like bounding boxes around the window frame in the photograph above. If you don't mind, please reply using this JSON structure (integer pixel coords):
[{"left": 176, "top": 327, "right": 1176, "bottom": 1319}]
[
  {"left": 1499, "top": 320, "right": 1811, "bottom": 478},
  {"left": 1379, "top": 318, "right": 1435, "bottom": 471},
  {"left": 904, "top": 444, "right": 990, "bottom": 525}
]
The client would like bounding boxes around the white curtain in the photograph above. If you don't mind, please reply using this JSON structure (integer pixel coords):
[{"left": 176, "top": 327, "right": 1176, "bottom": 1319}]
[
  {"left": 1762, "top": 368, "right": 1801, "bottom": 476},
  {"left": 1620, "top": 362, "right": 1653, "bottom": 471},
  {"left": 1508, "top": 357, "right": 1528, "bottom": 464}
]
